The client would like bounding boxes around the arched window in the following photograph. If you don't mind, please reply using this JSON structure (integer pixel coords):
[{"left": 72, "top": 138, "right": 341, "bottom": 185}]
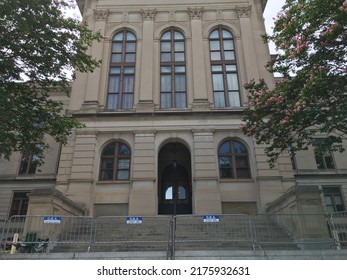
[
  {"left": 99, "top": 141, "right": 131, "bottom": 180},
  {"left": 209, "top": 28, "right": 241, "bottom": 108},
  {"left": 218, "top": 139, "right": 250, "bottom": 179},
  {"left": 107, "top": 30, "right": 136, "bottom": 110},
  {"left": 160, "top": 29, "right": 187, "bottom": 109}
]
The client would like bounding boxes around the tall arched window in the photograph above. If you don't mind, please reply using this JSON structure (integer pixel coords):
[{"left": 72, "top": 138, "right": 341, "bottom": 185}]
[
  {"left": 209, "top": 28, "right": 241, "bottom": 108},
  {"left": 107, "top": 30, "right": 136, "bottom": 110},
  {"left": 218, "top": 139, "right": 250, "bottom": 179},
  {"left": 99, "top": 141, "right": 131, "bottom": 181},
  {"left": 160, "top": 29, "right": 187, "bottom": 109}
]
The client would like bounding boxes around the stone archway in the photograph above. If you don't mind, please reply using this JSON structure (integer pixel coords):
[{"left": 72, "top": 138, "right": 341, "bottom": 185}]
[{"left": 158, "top": 142, "right": 192, "bottom": 215}]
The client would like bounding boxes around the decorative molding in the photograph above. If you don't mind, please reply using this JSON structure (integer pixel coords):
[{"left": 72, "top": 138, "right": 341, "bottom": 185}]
[
  {"left": 192, "top": 128, "right": 215, "bottom": 135},
  {"left": 154, "top": 22, "right": 192, "bottom": 39},
  {"left": 140, "top": 8, "right": 157, "bottom": 21},
  {"left": 169, "top": 11, "right": 176, "bottom": 22},
  {"left": 192, "top": 99, "right": 211, "bottom": 111},
  {"left": 236, "top": 5, "right": 252, "bottom": 18},
  {"left": 216, "top": 11, "right": 223, "bottom": 21},
  {"left": 122, "top": 12, "right": 129, "bottom": 23},
  {"left": 93, "top": 9, "right": 109, "bottom": 21},
  {"left": 187, "top": 7, "right": 204, "bottom": 20},
  {"left": 133, "top": 130, "right": 157, "bottom": 136}
]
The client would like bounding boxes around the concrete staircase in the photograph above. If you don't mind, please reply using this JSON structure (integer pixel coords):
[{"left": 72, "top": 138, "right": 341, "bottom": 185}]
[{"left": 50, "top": 215, "right": 302, "bottom": 253}]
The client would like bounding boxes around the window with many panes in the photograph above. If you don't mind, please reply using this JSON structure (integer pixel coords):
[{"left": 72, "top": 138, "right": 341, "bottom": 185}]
[
  {"left": 218, "top": 139, "right": 251, "bottom": 179},
  {"left": 18, "top": 144, "right": 41, "bottom": 175},
  {"left": 9, "top": 192, "right": 29, "bottom": 217},
  {"left": 160, "top": 29, "right": 187, "bottom": 109},
  {"left": 99, "top": 141, "right": 131, "bottom": 181},
  {"left": 323, "top": 187, "right": 345, "bottom": 214},
  {"left": 209, "top": 28, "right": 241, "bottom": 108},
  {"left": 107, "top": 30, "right": 136, "bottom": 110}
]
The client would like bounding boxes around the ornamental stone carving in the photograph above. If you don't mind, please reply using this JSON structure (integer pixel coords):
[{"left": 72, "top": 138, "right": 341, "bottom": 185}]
[
  {"left": 141, "top": 9, "right": 157, "bottom": 21},
  {"left": 236, "top": 5, "right": 252, "bottom": 18},
  {"left": 93, "top": 9, "right": 109, "bottom": 21},
  {"left": 187, "top": 7, "right": 204, "bottom": 20}
]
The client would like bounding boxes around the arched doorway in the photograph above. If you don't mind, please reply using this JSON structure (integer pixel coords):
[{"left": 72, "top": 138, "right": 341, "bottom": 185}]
[{"left": 158, "top": 142, "right": 192, "bottom": 215}]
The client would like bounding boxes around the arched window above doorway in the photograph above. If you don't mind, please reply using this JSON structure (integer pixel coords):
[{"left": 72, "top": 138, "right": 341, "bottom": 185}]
[
  {"left": 218, "top": 139, "right": 250, "bottom": 179},
  {"left": 99, "top": 141, "right": 131, "bottom": 181}
]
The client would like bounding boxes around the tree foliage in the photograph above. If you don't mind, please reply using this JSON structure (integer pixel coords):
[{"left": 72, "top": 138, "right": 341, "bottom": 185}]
[
  {"left": 0, "top": 0, "right": 101, "bottom": 162},
  {"left": 242, "top": 0, "right": 347, "bottom": 166}
]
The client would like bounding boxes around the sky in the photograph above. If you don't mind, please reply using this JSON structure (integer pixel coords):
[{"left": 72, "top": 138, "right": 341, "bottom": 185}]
[{"left": 264, "top": 0, "right": 286, "bottom": 53}]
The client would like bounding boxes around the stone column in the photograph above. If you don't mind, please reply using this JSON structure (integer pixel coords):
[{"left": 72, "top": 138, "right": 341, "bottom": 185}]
[
  {"left": 136, "top": 9, "right": 157, "bottom": 112},
  {"left": 188, "top": 8, "right": 210, "bottom": 111},
  {"left": 128, "top": 130, "right": 157, "bottom": 215},
  {"left": 192, "top": 129, "right": 222, "bottom": 214}
]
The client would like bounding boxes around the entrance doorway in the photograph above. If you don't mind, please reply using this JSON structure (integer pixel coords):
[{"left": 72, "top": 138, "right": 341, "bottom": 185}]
[{"left": 158, "top": 142, "right": 192, "bottom": 215}]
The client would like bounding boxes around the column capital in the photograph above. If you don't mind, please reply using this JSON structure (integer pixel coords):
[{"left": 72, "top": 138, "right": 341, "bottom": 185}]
[
  {"left": 236, "top": 5, "right": 252, "bottom": 18},
  {"left": 187, "top": 7, "right": 204, "bottom": 20},
  {"left": 93, "top": 9, "right": 109, "bottom": 21},
  {"left": 141, "top": 9, "right": 157, "bottom": 21}
]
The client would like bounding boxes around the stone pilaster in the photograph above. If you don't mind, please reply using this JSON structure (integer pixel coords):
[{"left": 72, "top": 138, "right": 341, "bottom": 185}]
[
  {"left": 60, "top": 131, "right": 98, "bottom": 213},
  {"left": 188, "top": 8, "right": 210, "bottom": 110},
  {"left": 192, "top": 129, "right": 222, "bottom": 214},
  {"left": 129, "top": 130, "right": 156, "bottom": 215},
  {"left": 137, "top": 9, "right": 157, "bottom": 111},
  {"left": 80, "top": 10, "right": 109, "bottom": 112},
  {"left": 236, "top": 5, "right": 260, "bottom": 81}
]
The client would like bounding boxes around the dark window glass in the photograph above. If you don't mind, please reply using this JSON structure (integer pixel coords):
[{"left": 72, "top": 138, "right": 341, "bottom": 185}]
[
  {"left": 9, "top": 192, "right": 29, "bottom": 217},
  {"left": 160, "top": 29, "right": 187, "bottom": 109},
  {"left": 209, "top": 28, "right": 241, "bottom": 108},
  {"left": 323, "top": 187, "right": 345, "bottom": 214},
  {"left": 313, "top": 139, "right": 335, "bottom": 170},
  {"left": 99, "top": 142, "right": 131, "bottom": 181},
  {"left": 218, "top": 140, "right": 250, "bottom": 179},
  {"left": 18, "top": 144, "right": 41, "bottom": 175},
  {"left": 107, "top": 31, "right": 136, "bottom": 110}
]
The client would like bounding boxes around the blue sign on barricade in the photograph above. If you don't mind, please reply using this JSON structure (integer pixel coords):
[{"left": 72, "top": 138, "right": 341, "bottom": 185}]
[
  {"left": 126, "top": 217, "right": 143, "bottom": 224},
  {"left": 203, "top": 215, "right": 220, "bottom": 223},
  {"left": 43, "top": 216, "right": 62, "bottom": 224}
]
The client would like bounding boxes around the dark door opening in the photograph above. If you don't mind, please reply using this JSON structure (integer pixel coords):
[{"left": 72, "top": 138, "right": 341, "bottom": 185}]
[{"left": 158, "top": 142, "right": 192, "bottom": 215}]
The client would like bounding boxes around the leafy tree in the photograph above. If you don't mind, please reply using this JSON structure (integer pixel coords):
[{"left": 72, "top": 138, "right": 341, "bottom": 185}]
[
  {"left": 242, "top": 0, "right": 347, "bottom": 166},
  {"left": 0, "top": 0, "right": 101, "bottom": 162}
]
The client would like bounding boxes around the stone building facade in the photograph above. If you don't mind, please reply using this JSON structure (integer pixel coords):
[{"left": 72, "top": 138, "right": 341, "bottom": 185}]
[{"left": 1, "top": 0, "right": 346, "bottom": 219}]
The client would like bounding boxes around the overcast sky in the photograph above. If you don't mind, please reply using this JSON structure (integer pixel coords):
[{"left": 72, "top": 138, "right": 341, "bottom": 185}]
[{"left": 264, "top": 0, "right": 286, "bottom": 53}]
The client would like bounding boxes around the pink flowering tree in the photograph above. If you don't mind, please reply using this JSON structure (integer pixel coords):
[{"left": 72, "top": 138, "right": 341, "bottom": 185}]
[{"left": 242, "top": 0, "right": 347, "bottom": 167}]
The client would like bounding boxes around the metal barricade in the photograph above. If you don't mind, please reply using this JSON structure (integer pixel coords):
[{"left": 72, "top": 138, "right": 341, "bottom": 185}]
[
  {"left": 1, "top": 213, "right": 344, "bottom": 254},
  {"left": 93, "top": 216, "right": 172, "bottom": 253},
  {"left": 0, "top": 216, "right": 10, "bottom": 252},
  {"left": 174, "top": 214, "right": 254, "bottom": 251},
  {"left": 253, "top": 214, "right": 335, "bottom": 250},
  {"left": 2, "top": 215, "right": 94, "bottom": 253},
  {"left": 330, "top": 211, "right": 347, "bottom": 249}
]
